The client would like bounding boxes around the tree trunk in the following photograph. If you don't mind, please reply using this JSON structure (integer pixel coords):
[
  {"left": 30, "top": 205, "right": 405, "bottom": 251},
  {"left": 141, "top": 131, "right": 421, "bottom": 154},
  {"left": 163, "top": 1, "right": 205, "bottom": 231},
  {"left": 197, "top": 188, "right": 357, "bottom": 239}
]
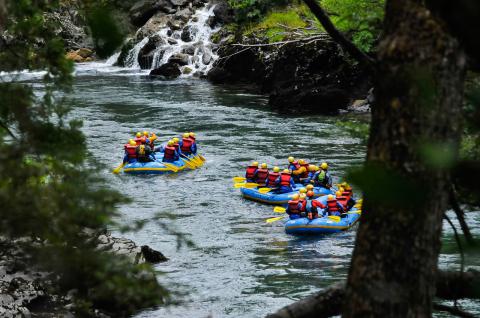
[{"left": 342, "top": 1, "right": 466, "bottom": 317}]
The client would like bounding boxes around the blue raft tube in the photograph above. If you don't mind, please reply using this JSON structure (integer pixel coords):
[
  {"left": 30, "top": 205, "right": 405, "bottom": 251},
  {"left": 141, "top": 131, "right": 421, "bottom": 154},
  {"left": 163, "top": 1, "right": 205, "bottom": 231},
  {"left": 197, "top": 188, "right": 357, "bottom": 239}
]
[
  {"left": 123, "top": 152, "right": 187, "bottom": 175},
  {"left": 284, "top": 195, "right": 362, "bottom": 235},
  {"left": 240, "top": 184, "right": 333, "bottom": 205}
]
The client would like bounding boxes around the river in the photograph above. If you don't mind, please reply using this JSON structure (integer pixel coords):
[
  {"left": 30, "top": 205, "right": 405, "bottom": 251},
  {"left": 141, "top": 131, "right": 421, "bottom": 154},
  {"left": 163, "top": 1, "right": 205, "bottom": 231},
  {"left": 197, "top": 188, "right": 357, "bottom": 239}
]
[{"left": 21, "top": 62, "right": 480, "bottom": 317}]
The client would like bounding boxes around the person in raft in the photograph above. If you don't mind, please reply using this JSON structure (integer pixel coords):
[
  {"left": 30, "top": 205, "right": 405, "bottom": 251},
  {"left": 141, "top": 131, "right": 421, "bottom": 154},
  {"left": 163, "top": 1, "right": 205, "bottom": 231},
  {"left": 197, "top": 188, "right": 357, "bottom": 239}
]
[
  {"left": 266, "top": 166, "right": 280, "bottom": 188},
  {"left": 188, "top": 132, "right": 198, "bottom": 154},
  {"left": 338, "top": 183, "right": 356, "bottom": 210},
  {"left": 303, "top": 165, "right": 318, "bottom": 185},
  {"left": 305, "top": 190, "right": 325, "bottom": 220},
  {"left": 123, "top": 139, "right": 138, "bottom": 164},
  {"left": 287, "top": 156, "right": 301, "bottom": 171},
  {"left": 276, "top": 169, "right": 295, "bottom": 193},
  {"left": 162, "top": 140, "right": 180, "bottom": 163},
  {"left": 134, "top": 131, "right": 149, "bottom": 146},
  {"left": 146, "top": 131, "right": 157, "bottom": 150},
  {"left": 136, "top": 144, "right": 155, "bottom": 163},
  {"left": 286, "top": 193, "right": 303, "bottom": 220},
  {"left": 256, "top": 163, "right": 269, "bottom": 187},
  {"left": 245, "top": 161, "right": 259, "bottom": 183},
  {"left": 323, "top": 194, "right": 345, "bottom": 217},
  {"left": 294, "top": 159, "right": 310, "bottom": 183},
  {"left": 312, "top": 162, "right": 333, "bottom": 188},
  {"left": 179, "top": 132, "right": 196, "bottom": 156}
]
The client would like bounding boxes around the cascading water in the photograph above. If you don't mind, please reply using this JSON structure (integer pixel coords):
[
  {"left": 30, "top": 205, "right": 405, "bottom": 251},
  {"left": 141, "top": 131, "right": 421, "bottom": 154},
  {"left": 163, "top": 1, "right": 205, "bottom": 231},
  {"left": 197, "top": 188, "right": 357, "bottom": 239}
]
[{"left": 110, "top": 4, "right": 219, "bottom": 77}]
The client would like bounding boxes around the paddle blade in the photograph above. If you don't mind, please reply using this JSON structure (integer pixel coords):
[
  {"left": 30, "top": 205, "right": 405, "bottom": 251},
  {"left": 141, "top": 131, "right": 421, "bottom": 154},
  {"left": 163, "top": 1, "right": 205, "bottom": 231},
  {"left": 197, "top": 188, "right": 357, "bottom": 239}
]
[
  {"left": 234, "top": 183, "right": 246, "bottom": 188},
  {"left": 112, "top": 162, "right": 125, "bottom": 174},
  {"left": 266, "top": 216, "right": 284, "bottom": 223},
  {"left": 244, "top": 183, "right": 259, "bottom": 188},
  {"left": 199, "top": 155, "right": 206, "bottom": 161},
  {"left": 258, "top": 188, "right": 272, "bottom": 194},
  {"left": 273, "top": 206, "right": 286, "bottom": 213},
  {"left": 163, "top": 163, "right": 179, "bottom": 172},
  {"left": 233, "top": 177, "right": 246, "bottom": 183},
  {"left": 180, "top": 158, "right": 196, "bottom": 169},
  {"left": 328, "top": 215, "right": 341, "bottom": 222}
]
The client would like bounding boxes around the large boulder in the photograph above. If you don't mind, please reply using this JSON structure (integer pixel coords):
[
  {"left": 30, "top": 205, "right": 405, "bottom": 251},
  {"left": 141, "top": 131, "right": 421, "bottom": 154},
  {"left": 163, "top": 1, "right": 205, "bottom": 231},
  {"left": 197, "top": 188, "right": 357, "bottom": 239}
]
[
  {"left": 129, "top": 0, "right": 176, "bottom": 27},
  {"left": 150, "top": 62, "right": 181, "bottom": 78},
  {"left": 136, "top": 12, "right": 172, "bottom": 40},
  {"left": 208, "top": 0, "right": 234, "bottom": 27},
  {"left": 168, "top": 53, "right": 190, "bottom": 65},
  {"left": 175, "top": 7, "right": 193, "bottom": 23},
  {"left": 181, "top": 25, "right": 198, "bottom": 42},
  {"left": 138, "top": 35, "right": 166, "bottom": 69},
  {"left": 170, "top": 0, "right": 189, "bottom": 5}
]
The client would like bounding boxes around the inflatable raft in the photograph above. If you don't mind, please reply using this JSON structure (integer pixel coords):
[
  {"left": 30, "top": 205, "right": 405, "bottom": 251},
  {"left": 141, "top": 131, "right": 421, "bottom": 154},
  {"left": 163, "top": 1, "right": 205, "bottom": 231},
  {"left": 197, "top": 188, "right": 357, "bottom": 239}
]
[
  {"left": 284, "top": 196, "right": 361, "bottom": 235},
  {"left": 240, "top": 185, "right": 333, "bottom": 205},
  {"left": 123, "top": 152, "right": 191, "bottom": 175}
]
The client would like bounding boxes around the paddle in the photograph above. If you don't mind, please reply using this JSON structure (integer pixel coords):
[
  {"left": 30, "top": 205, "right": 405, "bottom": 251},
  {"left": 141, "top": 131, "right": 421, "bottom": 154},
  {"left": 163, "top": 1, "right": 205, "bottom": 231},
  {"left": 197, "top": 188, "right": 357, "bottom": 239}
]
[
  {"left": 162, "top": 162, "right": 179, "bottom": 172},
  {"left": 258, "top": 187, "right": 272, "bottom": 194},
  {"left": 234, "top": 182, "right": 259, "bottom": 188},
  {"left": 199, "top": 154, "right": 206, "bottom": 161},
  {"left": 112, "top": 162, "right": 125, "bottom": 174},
  {"left": 328, "top": 215, "right": 341, "bottom": 222},
  {"left": 266, "top": 216, "right": 285, "bottom": 223},
  {"left": 192, "top": 155, "right": 204, "bottom": 166},
  {"left": 180, "top": 154, "right": 198, "bottom": 167},
  {"left": 180, "top": 157, "right": 196, "bottom": 169},
  {"left": 233, "top": 176, "right": 246, "bottom": 183},
  {"left": 273, "top": 206, "right": 286, "bottom": 213}
]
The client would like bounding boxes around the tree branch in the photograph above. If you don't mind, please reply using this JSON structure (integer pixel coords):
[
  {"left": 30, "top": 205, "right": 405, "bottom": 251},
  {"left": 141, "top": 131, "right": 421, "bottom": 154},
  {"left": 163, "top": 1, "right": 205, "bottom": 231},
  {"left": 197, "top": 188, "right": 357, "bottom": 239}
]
[
  {"left": 302, "top": 0, "right": 376, "bottom": 68},
  {"left": 450, "top": 185, "right": 475, "bottom": 245},
  {"left": 433, "top": 304, "right": 477, "bottom": 318},
  {"left": 267, "top": 270, "right": 480, "bottom": 317},
  {"left": 0, "top": 120, "right": 17, "bottom": 140},
  {"left": 231, "top": 34, "right": 330, "bottom": 48}
]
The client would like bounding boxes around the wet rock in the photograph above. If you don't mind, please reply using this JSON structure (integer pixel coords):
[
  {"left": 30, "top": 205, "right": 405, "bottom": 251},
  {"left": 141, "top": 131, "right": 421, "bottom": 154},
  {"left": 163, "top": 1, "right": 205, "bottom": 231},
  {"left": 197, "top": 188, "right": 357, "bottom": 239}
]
[
  {"left": 141, "top": 246, "right": 168, "bottom": 263},
  {"left": 138, "top": 35, "right": 166, "bottom": 69},
  {"left": 130, "top": 0, "right": 175, "bottom": 27},
  {"left": 150, "top": 62, "right": 182, "bottom": 79},
  {"left": 202, "top": 49, "right": 212, "bottom": 65},
  {"left": 175, "top": 8, "right": 193, "bottom": 23},
  {"left": 65, "top": 48, "right": 95, "bottom": 63},
  {"left": 115, "top": 39, "right": 135, "bottom": 67},
  {"left": 167, "top": 19, "right": 183, "bottom": 31},
  {"left": 208, "top": 0, "right": 234, "bottom": 27},
  {"left": 170, "top": 0, "right": 189, "bottom": 5},
  {"left": 182, "top": 45, "right": 195, "bottom": 55},
  {"left": 46, "top": 6, "right": 92, "bottom": 51},
  {"left": 181, "top": 25, "right": 198, "bottom": 42},
  {"left": 168, "top": 38, "right": 178, "bottom": 45},
  {"left": 137, "top": 12, "right": 171, "bottom": 40},
  {"left": 168, "top": 53, "right": 190, "bottom": 65}
]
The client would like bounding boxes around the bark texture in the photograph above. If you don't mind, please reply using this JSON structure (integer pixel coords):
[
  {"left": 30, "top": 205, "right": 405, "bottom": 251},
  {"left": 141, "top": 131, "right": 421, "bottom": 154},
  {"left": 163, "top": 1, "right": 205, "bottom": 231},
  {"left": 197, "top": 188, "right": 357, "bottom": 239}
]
[{"left": 342, "top": 1, "right": 466, "bottom": 317}]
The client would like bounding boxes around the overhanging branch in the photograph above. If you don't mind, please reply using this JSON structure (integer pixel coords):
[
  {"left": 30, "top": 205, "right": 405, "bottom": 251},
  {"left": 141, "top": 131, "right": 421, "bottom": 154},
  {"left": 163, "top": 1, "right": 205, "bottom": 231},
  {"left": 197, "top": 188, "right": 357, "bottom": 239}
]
[{"left": 302, "top": 0, "right": 376, "bottom": 68}]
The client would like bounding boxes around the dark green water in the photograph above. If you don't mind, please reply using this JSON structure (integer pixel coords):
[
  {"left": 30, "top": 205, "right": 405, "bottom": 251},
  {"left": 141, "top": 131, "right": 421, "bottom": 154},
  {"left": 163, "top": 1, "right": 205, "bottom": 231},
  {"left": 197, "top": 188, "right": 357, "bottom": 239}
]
[{"left": 19, "top": 63, "right": 480, "bottom": 317}]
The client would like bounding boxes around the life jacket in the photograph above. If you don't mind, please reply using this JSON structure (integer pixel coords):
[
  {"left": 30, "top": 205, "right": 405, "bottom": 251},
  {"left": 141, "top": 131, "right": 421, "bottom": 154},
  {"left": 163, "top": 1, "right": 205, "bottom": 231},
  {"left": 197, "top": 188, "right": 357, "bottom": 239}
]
[
  {"left": 173, "top": 143, "right": 180, "bottom": 152},
  {"left": 189, "top": 136, "right": 196, "bottom": 142},
  {"left": 134, "top": 136, "right": 146, "bottom": 145},
  {"left": 327, "top": 199, "right": 339, "bottom": 212},
  {"left": 300, "top": 163, "right": 310, "bottom": 178},
  {"left": 280, "top": 173, "right": 292, "bottom": 187},
  {"left": 256, "top": 168, "right": 269, "bottom": 184},
  {"left": 125, "top": 144, "right": 137, "bottom": 158},
  {"left": 288, "top": 200, "right": 301, "bottom": 214},
  {"left": 344, "top": 189, "right": 353, "bottom": 198},
  {"left": 164, "top": 146, "right": 176, "bottom": 161},
  {"left": 268, "top": 172, "right": 279, "bottom": 186},
  {"left": 289, "top": 161, "right": 300, "bottom": 170},
  {"left": 299, "top": 199, "right": 306, "bottom": 212},
  {"left": 336, "top": 194, "right": 348, "bottom": 208},
  {"left": 317, "top": 170, "right": 326, "bottom": 183},
  {"left": 181, "top": 138, "right": 193, "bottom": 154},
  {"left": 245, "top": 166, "right": 257, "bottom": 179},
  {"left": 137, "top": 145, "right": 146, "bottom": 156}
]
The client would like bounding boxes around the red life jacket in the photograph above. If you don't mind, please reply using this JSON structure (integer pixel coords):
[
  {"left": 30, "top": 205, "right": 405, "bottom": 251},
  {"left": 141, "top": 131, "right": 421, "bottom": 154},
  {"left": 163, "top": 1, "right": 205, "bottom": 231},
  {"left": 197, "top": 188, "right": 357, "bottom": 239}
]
[
  {"left": 336, "top": 195, "right": 348, "bottom": 208},
  {"left": 299, "top": 199, "right": 306, "bottom": 212},
  {"left": 289, "top": 161, "right": 300, "bottom": 170},
  {"left": 245, "top": 166, "right": 257, "bottom": 179},
  {"left": 134, "top": 136, "right": 146, "bottom": 145},
  {"left": 164, "top": 146, "right": 176, "bottom": 160},
  {"left": 288, "top": 200, "right": 301, "bottom": 214},
  {"left": 189, "top": 136, "right": 196, "bottom": 142},
  {"left": 173, "top": 143, "right": 180, "bottom": 152},
  {"left": 300, "top": 163, "right": 310, "bottom": 178},
  {"left": 327, "top": 199, "right": 339, "bottom": 212},
  {"left": 125, "top": 145, "right": 137, "bottom": 159},
  {"left": 344, "top": 189, "right": 353, "bottom": 198},
  {"left": 313, "top": 200, "right": 326, "bottom": 209},
  {"left": 268, "top": 172, "right": 279, "bottom": 186},
  {"left": 181, "top": 138, "right": 193, "bottom": 154},
  {"left": 280, "top": 173, "right": 292, "bottom": 187},
  {"left": 256, "top": 168, "right": 269, "bottom": 184}
]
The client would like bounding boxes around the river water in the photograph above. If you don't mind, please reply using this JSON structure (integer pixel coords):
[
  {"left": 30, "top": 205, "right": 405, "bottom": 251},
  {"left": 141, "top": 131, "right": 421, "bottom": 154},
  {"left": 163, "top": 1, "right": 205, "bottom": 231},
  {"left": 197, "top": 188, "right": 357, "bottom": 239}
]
[{"left": 18, "top": 63, "right": 480, "bottom": 317}]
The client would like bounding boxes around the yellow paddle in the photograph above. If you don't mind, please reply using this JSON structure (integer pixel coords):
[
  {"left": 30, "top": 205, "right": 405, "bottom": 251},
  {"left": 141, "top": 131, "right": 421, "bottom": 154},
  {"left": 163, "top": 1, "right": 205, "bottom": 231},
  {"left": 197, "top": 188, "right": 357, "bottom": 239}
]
[
  {"left": 180, "top": 157, "right": 196, "bottom": 169},
  {"left": 233, "top": 176, "right": 246, "bottom": 182},
  {"left": 193, "top": 155, "right": 204, "bottom": 166},
  {"left": 273, "top": 206, "right": 286, "bottom": 213},
  {"left": 162, "top": 162, "right": 179, "bottom": 172},
  {"left": 266, "top": 216, "right": 285, "bottom": 223},
  {"left": 199, "top": 154, "right": 206, "bottom": 161},
  {"left": 112, "top": 162, "right": 125, "bottom": 174},
  {"left": 328, "top": 215, "right": 341, "bottom": 222},
  {"left": 258, "top": 187, "right": 272, "bottom": 194},
  {"left": 234, "top": 182, "right": 259, "bottom": 189}
]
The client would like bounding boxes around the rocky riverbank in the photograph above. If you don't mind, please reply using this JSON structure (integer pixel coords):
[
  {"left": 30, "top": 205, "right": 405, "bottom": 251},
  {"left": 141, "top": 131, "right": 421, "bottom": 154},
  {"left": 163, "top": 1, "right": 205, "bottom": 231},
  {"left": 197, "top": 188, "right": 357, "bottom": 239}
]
[{"left": 0, "top": 232, "right": 167, "bottom": 317}]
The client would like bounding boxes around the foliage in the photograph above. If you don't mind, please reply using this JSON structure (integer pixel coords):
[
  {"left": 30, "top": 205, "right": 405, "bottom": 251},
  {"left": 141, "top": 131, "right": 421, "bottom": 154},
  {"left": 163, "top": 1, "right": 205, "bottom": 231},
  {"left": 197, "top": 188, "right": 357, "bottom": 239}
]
[
  {"left": 228, "top": 0, "right": 290, "bottom": 24},
  {"left": 322, "top": 0, "right": 385, "bottom": 52},
  {"left": 336, "top": 119, "right": 370, "bottom": 145},
  {"left": 0, "top": 0, "right": 168, "bottom": 315}
]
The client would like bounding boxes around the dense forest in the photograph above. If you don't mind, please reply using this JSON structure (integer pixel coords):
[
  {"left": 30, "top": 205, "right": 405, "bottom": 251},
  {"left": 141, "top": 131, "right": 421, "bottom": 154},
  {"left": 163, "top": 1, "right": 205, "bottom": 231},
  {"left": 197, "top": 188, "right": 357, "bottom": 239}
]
[{"left": 0, "top": 0, "right": 479, "bottom": 317}]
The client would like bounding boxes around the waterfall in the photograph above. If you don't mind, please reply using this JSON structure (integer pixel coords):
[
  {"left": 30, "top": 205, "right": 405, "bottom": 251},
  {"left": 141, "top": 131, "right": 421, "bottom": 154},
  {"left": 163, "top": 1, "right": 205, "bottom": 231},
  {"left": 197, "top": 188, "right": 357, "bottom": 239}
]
[{"left": 109, "top": 4, "right": 219, "bottom": 77}]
